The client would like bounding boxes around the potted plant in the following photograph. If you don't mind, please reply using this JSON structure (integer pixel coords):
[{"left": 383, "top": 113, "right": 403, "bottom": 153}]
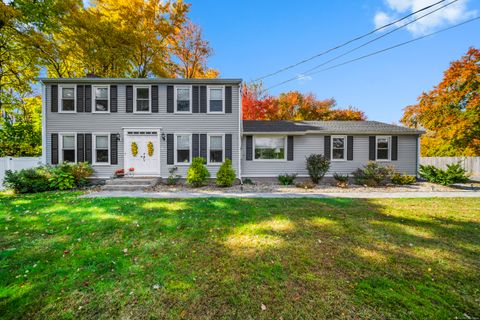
[
  {"left": 114, "top": 169, "right": 125, "bottom": 178},
  {"left": 128, "top": 167, "right": 135, "bottom": 177}
]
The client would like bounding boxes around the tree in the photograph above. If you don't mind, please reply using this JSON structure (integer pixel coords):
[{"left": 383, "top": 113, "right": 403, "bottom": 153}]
[{"left": 401, "top": 47, "right": 480, "bottom": 156}]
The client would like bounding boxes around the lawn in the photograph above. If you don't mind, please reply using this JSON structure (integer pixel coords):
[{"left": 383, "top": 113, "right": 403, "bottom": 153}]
[{"left": 1, "top": 192, "right": 479, "bottom": 319}]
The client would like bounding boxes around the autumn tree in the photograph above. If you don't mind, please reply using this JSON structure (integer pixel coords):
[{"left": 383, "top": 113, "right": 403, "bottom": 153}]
[{"left": 401, "top": 47, "right": 480, "bottom": 156}]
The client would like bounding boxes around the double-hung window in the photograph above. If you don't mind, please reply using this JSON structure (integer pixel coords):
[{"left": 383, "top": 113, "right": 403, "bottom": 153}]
[
  {"left": 94, "top": 134, "right": 110, "bottom": 164},
  {"left": 60, "top": 86, "right": 75, "bottom": 112},
  {"left": 135, "top": 86, "right": 150, "bottom": 112},
  {"left": 208, "top": 135, "right": 224, "bottom": 164},
  {"left": 254, "top": 136, "right": 286, "bottom": 160},
  {"left": 208, "top": 86, "right": 224, "bottom": 113},
  {"left": 175, "top": 134, "right": 191, "bottom": 164},
  {"left": 93, "top": 86, "right": 109, "bottom": 112},
  {"left": 175, "top": 86, "right": 191, "bottom": 113},
  {"left": 60, "top": 134, "right": 76, "bottom": 162},
  {"left": 376, "top": 136, "right": 390, "bottom": 160},
  {"left": 331, "top": 136, "right": 346, "bottom": 160}
]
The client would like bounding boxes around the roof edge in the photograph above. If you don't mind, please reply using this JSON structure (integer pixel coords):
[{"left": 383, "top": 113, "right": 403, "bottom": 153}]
[{"left": 37, "top": 77, "right": 243, "bottom": 84}]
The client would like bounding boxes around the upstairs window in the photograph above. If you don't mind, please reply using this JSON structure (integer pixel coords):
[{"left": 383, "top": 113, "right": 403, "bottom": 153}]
[
  {"left": 376, "top": 136, "right": 390, "bottom": 160},
  {"left": 175, "top": 134, "right": 191, "bottom": 164},
  {"left": 175, "top": 86, "right": 191, "bottom": 113},
  {"left": 331, "top": 136, "right": 346, "bottom": 160},
  {"left": 61, "top": 134, "right": 76, "bottom": 162},
  {"left": 135, "top": 86, "right": 150, "bottom": 112},
  {"left": 60, "top": 86, "right": 75, "bottom": 112},
  {"left": 94, "top": 86, "right": 109, "bottom": 112},
  {"left": 254, "top": 136, "right": 285, "bottom": 160},
  {"left": 208, "top": 87, "right": 224, "bottom": 113},
  {"left": 94, "top": 134, "right": 110, "bottom": 164},
  {"left": 209, "top": 135, "right": 224, "bottom": 163}
]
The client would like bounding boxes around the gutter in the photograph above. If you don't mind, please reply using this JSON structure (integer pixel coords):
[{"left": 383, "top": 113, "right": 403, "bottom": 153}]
[{"left": 37, "top": 78, "right": 243, "bottom": 85}]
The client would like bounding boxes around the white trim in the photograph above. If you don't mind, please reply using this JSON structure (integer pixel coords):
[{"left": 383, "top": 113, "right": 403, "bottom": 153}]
[
  {"left": 59, "top": 132, "right": 77, "bottom": 163},
  {"left": 174, "top": 85, "right": 193, "bottom": 114},
  {"left": 174, "top": 133, "right": 192, "bottom": 165},
  {"left": 92, "top": 85, "right": 110, "bottom": 113},
  {"left": 207, "top": 133, "right": 225, "bottom": 165},
  {"left": 376, "top": 135, "right": 391, "bottom": 161},
  {"left": 41, "top": 83, "right": 47, "bottom": 164},
  {"left": 58, "top": 84, "right": 77, "bottom": 113},
  {"left": 92, "top": 132, "right": 110, "bottom": 165},
  {"left": 133, "top": 85, "right": 151, "bottom": 113},
  {"left": 207, "top": 85, "right": 225, "bottom": 114},
  {"left": 253, "top": 135, "right": 287, "bottom": 162},
  {"left": 331, "top": 135, "right": 347, "bottom": 162}
]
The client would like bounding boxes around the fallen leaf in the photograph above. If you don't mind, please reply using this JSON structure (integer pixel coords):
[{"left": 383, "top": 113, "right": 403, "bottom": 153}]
[{"left": 261, "top": 304, "right": 267, "bottom": 311}]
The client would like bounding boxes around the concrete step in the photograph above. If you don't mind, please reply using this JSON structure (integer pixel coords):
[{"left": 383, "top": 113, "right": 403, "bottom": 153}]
[
  {"left": 105, "top": 178, "right": 157, "bottom": 186},
  {"left": 101, "top": 184, "right": 153, "bottom": 192}
]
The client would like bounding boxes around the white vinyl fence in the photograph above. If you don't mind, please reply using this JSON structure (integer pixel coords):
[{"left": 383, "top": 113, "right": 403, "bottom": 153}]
[
  {"left": 0, "top": 157, "right": 43, "bottom": 190},
  {"left": 420, "top": 157, "right": 480, "bottom": 176}
]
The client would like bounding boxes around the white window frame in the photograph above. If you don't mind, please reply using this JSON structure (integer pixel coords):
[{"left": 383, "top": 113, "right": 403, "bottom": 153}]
[
  {"left": 207, "top": 85, "right": 225, "bottom": 114},
  {"left": 207, "top": 133, "right": 225, "bottom": 165},
  {"left": 253, "top": 135, "right": 287, "bottom": 162},
  {"left": 376, "top": 136, "right": 391, "bottom": 161},
  {"left": 58, "top": 85, "right": 76, "bottom": 113},
  {"left": 174, "top": 85, "right": 193, "bottom": 114},
  {"left": 331, "top": 135, "right": 347, "bottom": 162},
  {"left": 92, "top": 85, "right": 110, "bottom": 113},
  {"left": 133, "top": 85, "right": 151, "bottom": 113},
  {"left": 93, "top": 133, "right": 110, "bottom": 165},
  {"left": 174, "top": 133, "right": 192, "bottom": 165},
  {"left": 59, "top": 132, "right": 77, "bottom": 163}
]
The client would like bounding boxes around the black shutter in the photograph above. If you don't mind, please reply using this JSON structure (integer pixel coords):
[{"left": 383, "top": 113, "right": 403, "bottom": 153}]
[
  {"left": 369, "top": 136, "right": 376, "bottom": 161},
  {"left": 167, "top": 85, "right": 174, "bottom": 113},
  {"left": 126, "top": 85, "right": 133, "bottom": 113},
  {"left": 287, "top": 136, "right": 294, "bottom": 161},
  {"left": 391, "top": 136, "right": 398, "bottom": 161},
  {"left": 200, "top": 86, "right": 207, "bottom": 113},
  {"left": 167, "top": 134, "right": 174, "bottom": 164},
  {"left": 51, "top": 133, "right": 59, "bottom": 164},
  {"left": 151, "top": 85, "right": 158, "bottom": 113},
  {"left": 84, "top": 85, "right": 92, "bottom": 112},
  {"left": 192, "top": 134, "right": 200, "bottom": 158},
  {"left": 347, "top": 136, "right": 354, "bottom": 161},
  {"left": 225, "top": 86, "right": 232, "bottom": 114},
  {"left": 324, "top": 136, "right": 331, "bottom": 159},
  {"left": 51, "top": 85, "right": 58, "bottom": 112},
  {"left": 77, "top": 85, "right": 84, "bottom": 112},
  {"left": 85, "top": 133, "right": 92, "bottom": 164},
  {"left": 200, "top": 134, "right": 207, "bottom": 160},
  {"left": 225, "top": 134, "right": 233, "bottom": 160},
  {"left": 110, "top": 133, "right": 118, "bottom": 165},
  {"left": 246, "top": 135, "right": 253, "bottom": 161},
  {"left": 110, "top": 85, "right": 117, "bottom": 112},
  {"left": 77, "top": 134, "right": 85, "bottom": 162},
  {"left": 192, "top": 86, "right": 199, "bottom": 113}
]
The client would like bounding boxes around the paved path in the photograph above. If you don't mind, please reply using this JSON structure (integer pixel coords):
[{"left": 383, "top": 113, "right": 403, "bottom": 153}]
[{"left": 82, "top": 190, "right": 480, "bottom": 199}]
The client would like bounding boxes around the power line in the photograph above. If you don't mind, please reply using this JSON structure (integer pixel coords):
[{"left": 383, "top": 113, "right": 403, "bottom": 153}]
[
  {"left": 251, "top": 0, "right": 449, "bottom": 83},
  {"left": 265, "top": 16, "right": 480, "bottom": 91}
]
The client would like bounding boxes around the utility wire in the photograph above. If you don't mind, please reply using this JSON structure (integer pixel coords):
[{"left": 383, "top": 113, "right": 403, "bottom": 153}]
[
  {"left": 265, "top": 16, "right": 480, "bottom": 91},
  {"left": 251, "top": 0, "right": 448, "bottom": 83}
]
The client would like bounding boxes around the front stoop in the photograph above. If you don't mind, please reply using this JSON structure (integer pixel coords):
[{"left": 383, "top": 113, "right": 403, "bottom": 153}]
[{"left": 101, "top": 177, "right": 160, "bottom": 192}]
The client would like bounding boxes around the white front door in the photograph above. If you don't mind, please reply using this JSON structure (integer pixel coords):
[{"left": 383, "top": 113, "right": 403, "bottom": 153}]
[{"left": 124, "top": 130, "right": 160, "bottom": 176}]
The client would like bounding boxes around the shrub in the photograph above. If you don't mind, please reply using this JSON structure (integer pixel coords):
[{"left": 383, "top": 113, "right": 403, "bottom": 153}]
[
  {"left": 333, "top": 173, "right": 349, "bottom": 188},
  {"left": 166, "top": 166, "right": 180, "bottom": 185},
  {"left": 48, "top": 169, "right": 76, "bottom": 190},
  {"left": 306, "top": 154, "right": 330, "bottom": 184},
  {"left": 70, "top": 162, "right": 94, "bottom": 185},
  {"left": 391, "top": 173, "right": 416, "bottom": 185},
  {"left": 419, "top": 163, "right": 469, "bottom": 186},
  {"left": 353, "top": 161, "right": 392, "bottom": 187},
  {"left": 216, "top": 159, "right": 236, "bottom": 187},
  {"left": 278, "top": 173, "right": 297, "bottom": 186},
  {"left": 186, "top": 157, "right": 210, "bottom": 187},
  {"left": 3, "top": 168, "right": 51, "bottom": 193},
  {"left": 242, "top": 178, "right": 254, "bottom": 185}
]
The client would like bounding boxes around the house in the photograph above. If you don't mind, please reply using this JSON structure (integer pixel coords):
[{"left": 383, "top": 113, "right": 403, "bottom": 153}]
[{"left": 39, "top": 77, "right": 423, "bottom": 180}]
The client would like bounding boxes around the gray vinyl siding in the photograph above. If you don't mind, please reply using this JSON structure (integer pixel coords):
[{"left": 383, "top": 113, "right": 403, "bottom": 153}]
[
  {"left": 241, "top": 134, "right": 418, "bottom": 177},
  {"left": 45, "top": 83, "right": 240, "bottom": 178}
]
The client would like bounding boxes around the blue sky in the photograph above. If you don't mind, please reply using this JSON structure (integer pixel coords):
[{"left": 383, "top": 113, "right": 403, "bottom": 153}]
[{"left": 187, "top": 0, "right": 479, "bottom": 123}]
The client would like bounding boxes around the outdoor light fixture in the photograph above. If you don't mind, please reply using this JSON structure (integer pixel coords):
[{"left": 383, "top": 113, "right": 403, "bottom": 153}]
[
  {"left": 115, "top": 133, "right": 121, "bottom": 142},
  {"left": 161, "top": 133, "right": 166, "bottom": 141}
]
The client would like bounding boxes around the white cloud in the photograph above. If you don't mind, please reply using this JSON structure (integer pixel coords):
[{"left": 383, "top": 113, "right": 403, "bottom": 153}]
[
  {"left": 374, "top": 0, "right": 477, "bottom": 35},
  {"left": 296, "top": 74, "right": 312, "bottom": 81}
]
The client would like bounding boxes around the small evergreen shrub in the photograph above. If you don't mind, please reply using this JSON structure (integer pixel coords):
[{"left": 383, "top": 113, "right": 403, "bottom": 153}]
[
  {"left": 278, "top": 173, "right": 297, "bottom": 186},
  {"left": 166, "top": 166, "right": 180, "bottom": 185},
  {"left": 186, "top": 157, "right": 210, "bottom": 187},
  {"left": 353, "top": 161, "right": 393, "bottom": 187},
  {"left": 306, "top": 154, "right": 330, "bottom": 184},
  {"left": 333, "top": 173, "right": 349, "bottom": 188},
  {"left": 419, "top": 163, "right": 469, "bottom": 186},
  {"left": 242, "top": 178, "right": 254, "bottom": 185},
  {"left": 3, "top": 168, "right": 51, "bottom": 193},
  {"left": 216, "top": 159, "right": 236, "bottom": 187},
  {"left": 391, "top": 172, "right": 416, "bottom": 185}
]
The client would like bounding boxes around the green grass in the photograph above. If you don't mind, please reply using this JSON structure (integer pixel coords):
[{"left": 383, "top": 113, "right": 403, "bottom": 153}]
[{"left": 1, "top": 192, "right": 479, "bottom": 319}]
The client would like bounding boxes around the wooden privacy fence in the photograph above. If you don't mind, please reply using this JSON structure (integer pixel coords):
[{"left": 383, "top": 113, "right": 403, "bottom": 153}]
[
  {"left": 0, "top": 157, "right": 43, "bottom": 190},
  {"left": 420, "top": 157, "right": 480, "bottom": 175}
]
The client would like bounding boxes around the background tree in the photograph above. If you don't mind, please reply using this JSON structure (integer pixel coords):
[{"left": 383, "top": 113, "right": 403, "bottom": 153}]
[{"left": 401, "top": 47, "right": 480, "bottom": 156}]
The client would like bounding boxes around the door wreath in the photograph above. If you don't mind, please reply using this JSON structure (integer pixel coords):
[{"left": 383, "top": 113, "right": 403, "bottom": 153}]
[
  {"left": 131, "top": 142, "right": 138, "bottom": 157},
  {"left": 147, "top": 141, "right": 154, "bottom": 157}
]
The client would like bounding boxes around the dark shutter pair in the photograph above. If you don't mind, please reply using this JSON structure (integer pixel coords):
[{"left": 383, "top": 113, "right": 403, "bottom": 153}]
[
  {"left": 126, "top": 85, "right": 159, "bottom": 113},
  {"left": 324, "top": 136, "right": 354, "bottom": 160},
  {"left": 167, "top": 85, "right": 233, "bottom": 113},
  {"left": 245, "top": 135, "right": 294, "bottom": 161},
  {"left": 369, "top": 136, "right": 398, "bottom": 161}
]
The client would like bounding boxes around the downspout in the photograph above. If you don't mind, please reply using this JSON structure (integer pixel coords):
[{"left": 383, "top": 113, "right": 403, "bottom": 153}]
[
  {"left": 41, "top": 82, "right": 47, "bottom": 165},
  {"left": 238, "top": 84, "right": 242, "bottom": 183}
]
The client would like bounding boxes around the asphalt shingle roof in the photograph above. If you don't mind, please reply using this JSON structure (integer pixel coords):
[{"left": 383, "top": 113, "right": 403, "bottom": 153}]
[{"left": 243, "top": 120, "right": 424, "bottom": 135}]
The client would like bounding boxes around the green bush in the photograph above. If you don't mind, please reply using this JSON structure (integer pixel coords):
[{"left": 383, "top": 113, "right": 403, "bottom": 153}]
[
  {"left": 3, "top": 168, "right": 51, "bottom": 193},
  {"left": 166, "top": 166, "right": 180, "bottom": 185},
  {"left": 186, "top": 157, "right": 210, "bottom": 187},
  {"left": 333, "top": 173, "right": 349, "bottom": 188},
  {"left": 216, "top": 159, "right": 236, "bottom": 187},
  {"left": 353, "top": 161, "right": 393, "bottom": 187},
  {"left": 391, "top": 172, "right": 416, "bottom": 185},
  {"left": 242, "top": 178, "right": 254, "bottom": 185},
  {"left": 278, "top": 173, "right": 297, "bottom": 186},
  {"left": 306, "top": 154, "right": 330, "bottom": 184},
  {"left": 419, "top": 163, "right": 469, "bottom": 186},
  {"left": 70, "top": 162, "right": 94, "bottom": 186}
]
